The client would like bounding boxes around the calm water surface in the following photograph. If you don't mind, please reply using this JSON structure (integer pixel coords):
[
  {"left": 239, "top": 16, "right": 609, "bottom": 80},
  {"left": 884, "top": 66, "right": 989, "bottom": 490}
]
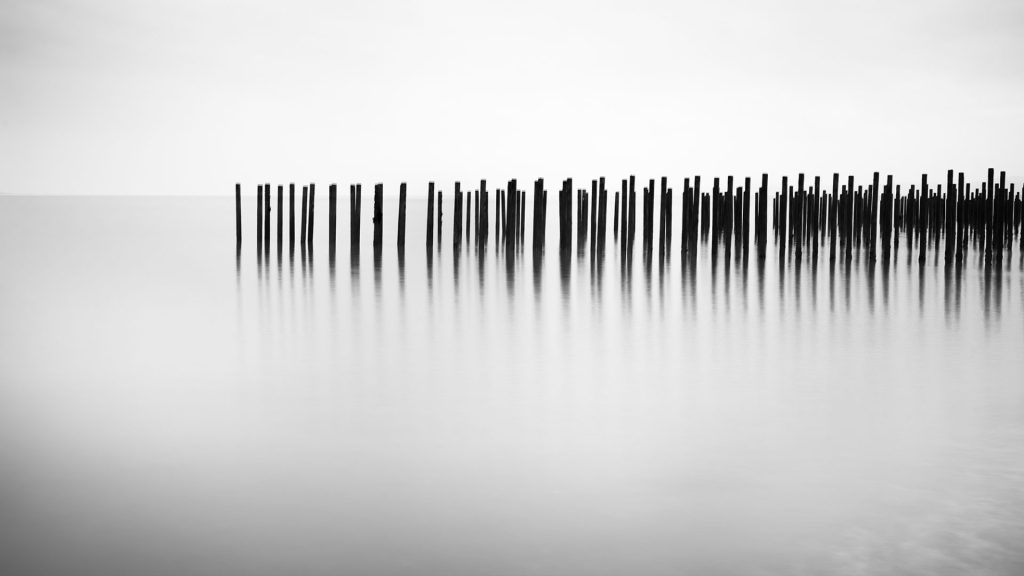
[{"left": 1, "top": 196, "right": 1023, "bottom": 575}]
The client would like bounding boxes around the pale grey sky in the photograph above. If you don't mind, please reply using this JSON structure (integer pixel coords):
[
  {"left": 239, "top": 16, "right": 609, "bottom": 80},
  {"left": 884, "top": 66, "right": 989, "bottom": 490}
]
[{"left": 2, "top": 0, "right": 1023, "bottom": 195}]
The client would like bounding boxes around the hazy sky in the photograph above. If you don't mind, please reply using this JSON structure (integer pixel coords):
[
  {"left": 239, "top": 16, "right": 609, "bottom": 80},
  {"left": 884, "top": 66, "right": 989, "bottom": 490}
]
[{"left": 2, "top": 0, "right": 1023, "bottom": 195}]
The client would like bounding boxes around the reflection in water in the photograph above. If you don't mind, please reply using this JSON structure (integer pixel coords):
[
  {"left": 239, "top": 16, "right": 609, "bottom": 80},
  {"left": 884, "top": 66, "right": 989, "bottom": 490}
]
[{"left": 2, "top": 196, "right": 1024, "bottom": 576}]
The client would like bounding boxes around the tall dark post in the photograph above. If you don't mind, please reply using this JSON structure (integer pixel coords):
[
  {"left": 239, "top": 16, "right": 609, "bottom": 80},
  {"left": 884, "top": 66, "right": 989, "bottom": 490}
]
[
  {"left": 613, "top": 190, "right": 620, "bottom": 241},
  {"left": 257, "top": 184, "right": 264, "bottom": 258},
  {"left": 454, "top": 181, "right": 463, "bottom": 250},
  {"left": 263, "top": 183, "right": 271, "bottom": 260},
  {"left": 944, "top": 169, "right": 955, "bottom": 264},
  {"left": 307, "top": 184, "right": 315, "bottom": 251},
  {"left": 354, "top": 184, "right": 364, "bottom": 252},
  {"left": 300, "top": 186, "right": 308, "bottom": 256},
  {"left": 289, "top": 184, "right": 295, "bottom": 259},
  {"left": 277, "top": 185, "right": 283, "bottom": 260},
  {"left": 235, "top": 183, "right": 242, "bottom": 250},
  {"left": 480, "top": 179, "right": 489, "bottom": 249},
  {"left": 919, "top": 174, "right": 928, "bottom": 265},
  {"left": 742, "top": 176, "right": 751, "bottom": 254},
  {"left": 398, "top": 182, "right": 407, "bottom": 249},
  {"left": 437, "top": 189, "right": 443, "bottom": 251},
  {"left": 466, "top": 189, "right": 472, "bottom": 245},
  {"left": 533, "top": 178, "right": 546, "bottom": 253},
  {"left": 597, "top": 177, "right": 608, "bottom": 255},
  {"left": 829, "top": 173, "right": 839, "bottom": 261},
  {"left": 620, "top": 179, "right": 628, "bottom": 244},
  {"left": 627, "top": 175, "right": 637, "bottom": 253},
  {"left": 560, "top": 179, "right": 573, "bottom": 253},
  {"left": 329, "top": 184, "right": 337, "bottom": 260},
  {"left": 426, "top": 182, "right": 435, "bottom": 250},
  {"left": 373, "top": 183, "right": 383, "bottom": 251},
  {"left": 475, "top": 188, "right": 483, "bottom": 241},
  {"left": 759, "top": 173, "right": 768, "bottom": 258},
  {"left": 590, "top": 179, "right": 599, "bottom": 256}
]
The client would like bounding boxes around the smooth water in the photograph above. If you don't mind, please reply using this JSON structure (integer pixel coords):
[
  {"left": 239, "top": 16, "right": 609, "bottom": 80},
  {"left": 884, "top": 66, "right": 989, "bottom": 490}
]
[{"left": 1, "top": 196, "right": 1023, "bottom": 576}]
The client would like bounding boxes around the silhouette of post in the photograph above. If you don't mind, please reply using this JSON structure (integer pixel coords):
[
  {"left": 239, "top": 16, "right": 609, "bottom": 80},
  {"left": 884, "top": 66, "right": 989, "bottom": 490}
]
[
  {"left": 398, "top": 182, "right": 407, "bottom": 250},
  {"left": 622, "top": 175, "right": 630, "bottom": 251},
  {"left": 289, "top": 184, "right": 295, "bottom": 259},
  {"left": 426, "top": 182, "right": 435, "bottom": 251},
  {"left": 257, "top": 184, "right": 264, "bottom": 258},
  {"left": 307, "top": 184, "right": 315, "bottom": 252},
  {"left": 329, "top": 183, "right": 337, "bottom": 261},
  {"left": 300, "top": 186, "right": 307, "bottom": 257},
  {"left": 235, "top": 183, "right": 242, "bottom": 250},
  {"left": 560, "top": 178, "right": 573, "bottom": 253},
  {"left": 613, "top": 190, "right": 620, "bottom": 242},
  {"left": 597, "top": 177, "right": 608, "bottom": 255},
  {"left": 266, "top": 181, "right": 274, "bottom": 260},
  {"left": 454, "top": 181, "right": 463, "bottom": 250},
  {"left": 479, "top": 179, "right": 489, "bottom": 250},
  {"left": 277, "top": 185, "right": 283, "bottom": 261},
  {"left": 373, "top": 183, "right": 383, "bottom": 251},
  {"left": 533, "top": 178, "right": 546, "bottom": 253}
]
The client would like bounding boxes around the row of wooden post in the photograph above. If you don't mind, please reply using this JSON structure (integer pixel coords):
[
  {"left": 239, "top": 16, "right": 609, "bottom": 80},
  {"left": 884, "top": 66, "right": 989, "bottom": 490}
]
[{"left": 237, "top": 173, "right": 1024, "bottom": 269}]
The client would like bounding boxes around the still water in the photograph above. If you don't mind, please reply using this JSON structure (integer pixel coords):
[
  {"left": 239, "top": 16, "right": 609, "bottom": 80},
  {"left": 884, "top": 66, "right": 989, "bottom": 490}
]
[{"left": 1, "top": 195, "right": 1023, "bottom": 575}]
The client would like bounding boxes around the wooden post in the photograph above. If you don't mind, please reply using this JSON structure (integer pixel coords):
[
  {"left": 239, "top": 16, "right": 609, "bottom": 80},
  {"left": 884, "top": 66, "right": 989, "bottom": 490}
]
[
  {"left": 329, "top": 183, "right": 337, "bottom": 260},
  {"left": 307, "top": 184, "right": 315, "bottom": 251},
  {"left": 257, "top": 184, "right": 264, "bottom": 258},
  {"left": 598, "top": 177, "right": 608, "bottom": 255},
  {"left": 277, "top": 185, "right": 283, "bottom": 260},
  {"left": 480, "top": 179, "right": 489, "bottom": 249},
  {"left": 398, "top": 182, "right": 407, "bottom": 249},
  {"left": 628, "top": 175, "right": 637, "bottom": 254},
  {"left": 289, "top": 184, "right": 295, "bottom": 259},
  {"left": 300, "top": 186, "right": 307, "bottom": 256},
  {"left": 426, "top": 182, "right": 435, "bottom": 250},
  {"left": 260, "top": 182, "right": 268, "bottom": 259},
  {"left": 373, "top": 183, "right": 383, "bottom": 250},
  {"left": 613, "top": 190, "right": 620, "bottom": 241},
  {"left": 235, "top": 183, "right": 242, "bottom": 250},
  {"left": 454, "top": 181, "right": 463, "bottom": 250}
]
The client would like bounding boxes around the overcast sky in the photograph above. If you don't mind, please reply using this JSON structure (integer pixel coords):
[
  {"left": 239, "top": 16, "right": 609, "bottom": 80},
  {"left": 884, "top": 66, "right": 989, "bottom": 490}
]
[{"left": 2, "top": 0, "right": 1023, "bottom": 195}]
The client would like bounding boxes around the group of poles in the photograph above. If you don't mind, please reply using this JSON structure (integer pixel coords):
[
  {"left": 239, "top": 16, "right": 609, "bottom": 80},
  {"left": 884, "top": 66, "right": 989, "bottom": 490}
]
[{"left": 235, "top": 169, "right": 1024, "bottom": 270}]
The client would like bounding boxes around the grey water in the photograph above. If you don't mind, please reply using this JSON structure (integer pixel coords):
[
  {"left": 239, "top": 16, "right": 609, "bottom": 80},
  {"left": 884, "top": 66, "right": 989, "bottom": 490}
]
[{"left": 1, "top": 195, "right": 1023, "bottom": 576}]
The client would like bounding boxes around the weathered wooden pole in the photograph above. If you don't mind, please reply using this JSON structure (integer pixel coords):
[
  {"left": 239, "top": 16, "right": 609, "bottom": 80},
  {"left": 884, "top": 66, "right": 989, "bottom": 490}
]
[
  {"left": 480, "top": 179, "right": 489, "bottom": 249},
  {"left": 758, "top": 174, "right": 768, "bottom": 258},
  {"left": 598, "top": 177, "right": 608, "bottom": 255},
  {"left": 426, "top": 181, "right": 435, "bottom": 250},
  {"left": 613, "top": 190, "right": 620, "bottom": 242},
  {"left": 466, "top": 188, "right": 472, "bottom": 246},
  {"left": 277, "top": 185, "right": 283, "bottom": 260},
  {"left": 235, "top": 183, "right": 242, "bottom": 249},
  {"left": 454, "top": 181, "right": 463, "bottom": 250},
  {"left": 742, "top": 176, "right": 751, "bottom": 255},
  {"left": 398, "top": 182, "right": 407, "bottom": 249},
  {"left": 329, "top": 184, "right": 337, "bottom": 260},
  {"left": 257, "top": 184, "right": 264, "bottom": 258},
  {"left": 373, "top": 183, "right": 383, "bottom": 251},
  {"left": 627, "top": 175, "right": 637, "bottom": 252},
  {"left": 289, "top": 184, "right": 295, "bottom": 259},
  {"left": 437, "top": 188, "right": 443, "bottom": 251},
  {"left": 300, "top": 185, "right": 307, "bottom": 256},
  {"left": 560, "top": 179, "right": 573, "bottom": 253},
  {"left": 307, "top": 184, "right": 315, "bottom": 251},
  {"left": 266, "top": 182, "right": 274, "bottom": 259}
]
